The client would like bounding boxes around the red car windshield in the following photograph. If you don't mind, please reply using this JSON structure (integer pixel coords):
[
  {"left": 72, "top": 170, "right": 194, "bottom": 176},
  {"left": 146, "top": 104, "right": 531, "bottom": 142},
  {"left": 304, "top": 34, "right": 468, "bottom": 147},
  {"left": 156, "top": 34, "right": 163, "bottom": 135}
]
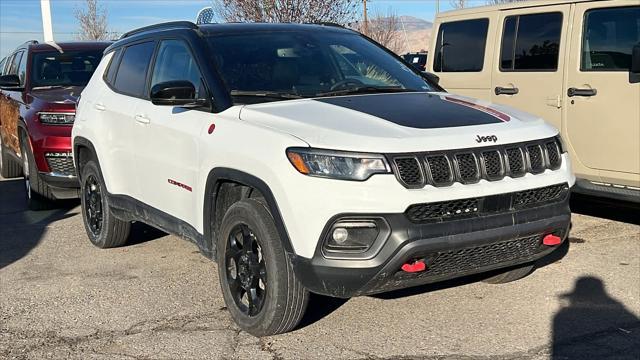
[{"left": 30, "top": 50, "right": 103, "bottom": 88}]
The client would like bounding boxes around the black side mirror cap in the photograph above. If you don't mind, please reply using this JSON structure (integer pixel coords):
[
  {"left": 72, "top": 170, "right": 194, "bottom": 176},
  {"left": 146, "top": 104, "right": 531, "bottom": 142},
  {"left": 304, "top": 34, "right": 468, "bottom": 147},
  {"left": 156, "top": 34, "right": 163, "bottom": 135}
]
[
  {"left": 631, "top": 44, "right": 640, "bottom": 73},
  {"left": 150, "top": 80, "right": 206, "bottom": 107},
  {"left": 0, "top": 74, "right": 21, "bottom": 88},
  {"left": 422, "top": 71, "right": 440, "bottom": 85}
]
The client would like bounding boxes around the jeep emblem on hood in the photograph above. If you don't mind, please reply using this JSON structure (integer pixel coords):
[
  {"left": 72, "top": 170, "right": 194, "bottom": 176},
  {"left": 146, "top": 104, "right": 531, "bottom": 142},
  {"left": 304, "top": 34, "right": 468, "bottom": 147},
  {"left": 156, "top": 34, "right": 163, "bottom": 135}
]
[{"left": 476, "top": 135, "right": 498, "bottom": 143}]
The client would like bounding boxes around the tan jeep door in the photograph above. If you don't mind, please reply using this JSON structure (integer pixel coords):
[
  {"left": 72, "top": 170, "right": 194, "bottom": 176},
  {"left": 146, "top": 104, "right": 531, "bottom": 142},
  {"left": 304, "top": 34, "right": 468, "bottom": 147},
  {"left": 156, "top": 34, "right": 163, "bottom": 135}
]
[
  {"left": 491, "top": 5, "right": 571, "bottom": 131},
  {"left": 565, "top": 3, "right": 640, "bottom": 183}
]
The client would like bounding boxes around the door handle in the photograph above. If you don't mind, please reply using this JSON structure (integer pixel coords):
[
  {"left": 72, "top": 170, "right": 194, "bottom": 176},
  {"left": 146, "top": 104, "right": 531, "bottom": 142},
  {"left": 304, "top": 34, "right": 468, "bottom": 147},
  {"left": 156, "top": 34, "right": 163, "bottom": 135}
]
[
  {"left": 94, "top": 103, "right": 106, "bottom": 111},
  {"left": 568, "top": 87, "right": 597, "bottom": 97},
  {"left": 495, "top": 86, "right": 519, "bottom": 95},
  {"left": 135, "top": 114, "right": 150, "bottom": 124}
]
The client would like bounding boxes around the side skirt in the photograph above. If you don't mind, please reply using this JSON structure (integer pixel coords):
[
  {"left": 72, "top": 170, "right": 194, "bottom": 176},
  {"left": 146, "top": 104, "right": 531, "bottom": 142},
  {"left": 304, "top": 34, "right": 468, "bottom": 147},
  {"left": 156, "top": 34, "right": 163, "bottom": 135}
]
[{"left": 107, "top": 193, "right": 211, "bottom": 259}]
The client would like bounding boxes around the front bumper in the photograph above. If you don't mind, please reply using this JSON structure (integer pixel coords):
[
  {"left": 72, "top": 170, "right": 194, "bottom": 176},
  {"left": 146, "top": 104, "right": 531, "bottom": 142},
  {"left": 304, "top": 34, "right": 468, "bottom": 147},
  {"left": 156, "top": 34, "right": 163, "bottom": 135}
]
[{"left": 291, "top": 188, "right": 571, "bottom": 298}]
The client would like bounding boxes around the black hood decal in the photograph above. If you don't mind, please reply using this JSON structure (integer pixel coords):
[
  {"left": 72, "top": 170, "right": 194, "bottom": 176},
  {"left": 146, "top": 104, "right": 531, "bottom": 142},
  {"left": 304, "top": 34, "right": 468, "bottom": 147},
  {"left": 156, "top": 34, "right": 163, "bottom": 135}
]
[{"left": 314, "top": 93, "right": 509, "bottom": 129}]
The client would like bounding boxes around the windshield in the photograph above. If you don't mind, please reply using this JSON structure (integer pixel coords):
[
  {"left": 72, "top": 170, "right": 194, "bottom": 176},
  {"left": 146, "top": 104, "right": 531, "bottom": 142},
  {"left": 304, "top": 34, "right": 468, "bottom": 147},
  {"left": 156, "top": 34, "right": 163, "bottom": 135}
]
[
  {"left": 206, "top": 31, "right": 433, "bottom": 103},
  {"left": 30, "top": 50, "right": 103, "bottom": 88}
]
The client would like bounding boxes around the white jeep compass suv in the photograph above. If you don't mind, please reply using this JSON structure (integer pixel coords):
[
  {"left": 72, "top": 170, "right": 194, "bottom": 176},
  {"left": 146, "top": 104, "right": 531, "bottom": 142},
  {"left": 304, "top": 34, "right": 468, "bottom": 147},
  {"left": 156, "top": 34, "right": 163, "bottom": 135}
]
[{"left": 73, "top": 21, "right": 575, "bottom": 336}]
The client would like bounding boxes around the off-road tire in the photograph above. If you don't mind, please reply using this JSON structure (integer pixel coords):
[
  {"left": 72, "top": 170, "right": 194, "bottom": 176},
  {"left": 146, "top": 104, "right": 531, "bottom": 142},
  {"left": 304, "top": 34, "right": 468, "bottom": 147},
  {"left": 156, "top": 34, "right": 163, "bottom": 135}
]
[
  {"left": 19, "top": 133, "right": 55, "bottom": 211},
  {"left": 80, "top": 160, "right": 130, "bottom": 248},
  {"left": 217, "top": 198, "right": 309, "bottom": 337},
  {"left": 0, "top": 136, "right": 22, "bottom": 178},
  {"left": 483, "top": 263, "right": 535, "bottom": 284}
]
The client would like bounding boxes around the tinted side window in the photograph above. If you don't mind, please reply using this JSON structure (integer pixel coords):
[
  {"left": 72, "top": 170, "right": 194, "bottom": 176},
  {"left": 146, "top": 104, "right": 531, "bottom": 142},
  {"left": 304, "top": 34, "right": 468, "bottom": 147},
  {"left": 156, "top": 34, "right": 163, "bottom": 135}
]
[
  {"left": 434, "top": 19, "right": 489, "bottom": 72},
  {"left": 581, "top": 6, "right": 640, "bottom": 71},
  {"left": 150, "top": 40, "right": 203, "bottom": 97},
  {"left": 113, "top": 42, "right": 155, "bottom": 97},
  {"left": 17, "top": 51, "right": 27, "bottom": 86},
  {"left": 8, "top": 51, "right": 23, "bottom": 76},
  {"left": 500, "top": 12, "right": 562, "bottom": 71},
  {"left": 104, "top": 49, "right": 121, "bottom": 86}
]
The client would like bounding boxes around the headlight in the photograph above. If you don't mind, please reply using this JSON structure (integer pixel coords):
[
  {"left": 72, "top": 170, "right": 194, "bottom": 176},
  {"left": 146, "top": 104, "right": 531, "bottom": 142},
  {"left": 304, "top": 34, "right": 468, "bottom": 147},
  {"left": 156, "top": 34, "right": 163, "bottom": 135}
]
[
  {"left": 39, "top": 112, "right": 75, "bottom": 125},
  {"left": 286, "top": 148, "right": 391, "bottom": 181}
]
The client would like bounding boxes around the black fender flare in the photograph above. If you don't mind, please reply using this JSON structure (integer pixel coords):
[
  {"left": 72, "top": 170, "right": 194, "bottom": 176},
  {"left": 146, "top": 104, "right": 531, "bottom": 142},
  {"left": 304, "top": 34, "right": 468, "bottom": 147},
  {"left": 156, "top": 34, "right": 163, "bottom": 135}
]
[
  {"left": 72, "top": 137, "right": 100, "bottom": 182},
  {"left": 203, "top": 167, "right": 295, "bottom": 257}
]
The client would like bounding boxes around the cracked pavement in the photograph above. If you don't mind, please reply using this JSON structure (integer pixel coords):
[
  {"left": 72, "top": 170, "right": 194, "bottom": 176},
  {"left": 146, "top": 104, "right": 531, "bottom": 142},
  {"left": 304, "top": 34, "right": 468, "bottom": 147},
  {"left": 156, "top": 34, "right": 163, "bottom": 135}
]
[{"left": 1, "top": 176, "right": 639, "bottom": 359}]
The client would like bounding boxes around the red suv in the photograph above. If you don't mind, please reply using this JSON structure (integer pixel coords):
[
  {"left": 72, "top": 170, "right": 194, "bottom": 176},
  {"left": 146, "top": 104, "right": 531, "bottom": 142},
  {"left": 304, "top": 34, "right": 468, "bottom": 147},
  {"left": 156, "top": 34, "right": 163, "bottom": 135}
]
[{"left": 0, "top": 41, "right": 109, "bottom": 209}]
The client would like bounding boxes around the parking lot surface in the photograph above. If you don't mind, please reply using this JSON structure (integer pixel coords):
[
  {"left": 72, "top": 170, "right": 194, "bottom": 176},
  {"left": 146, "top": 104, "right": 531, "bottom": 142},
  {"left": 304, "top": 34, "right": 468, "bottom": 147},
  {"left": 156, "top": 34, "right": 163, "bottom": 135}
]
[{"left": 1, "top": 176, "right": 639, "bottom": 360}]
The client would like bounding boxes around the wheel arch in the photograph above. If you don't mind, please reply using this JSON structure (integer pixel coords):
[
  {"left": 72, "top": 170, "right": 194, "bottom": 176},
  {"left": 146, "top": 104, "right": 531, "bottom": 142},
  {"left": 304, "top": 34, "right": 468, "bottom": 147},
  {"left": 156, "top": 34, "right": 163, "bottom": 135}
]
[
  {"left": 203, "top": 167, "right": 295, "bottom": 259},
  {"left": 73, "top": 136, "right": 100, "bottom": 182}
]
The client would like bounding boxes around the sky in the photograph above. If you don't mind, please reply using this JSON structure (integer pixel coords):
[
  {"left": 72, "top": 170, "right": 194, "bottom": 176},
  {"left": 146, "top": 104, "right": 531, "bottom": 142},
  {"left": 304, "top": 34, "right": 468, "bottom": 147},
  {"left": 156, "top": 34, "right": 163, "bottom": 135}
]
[{"left": 0, "top": 0, "right": 487, "bottom": 58}]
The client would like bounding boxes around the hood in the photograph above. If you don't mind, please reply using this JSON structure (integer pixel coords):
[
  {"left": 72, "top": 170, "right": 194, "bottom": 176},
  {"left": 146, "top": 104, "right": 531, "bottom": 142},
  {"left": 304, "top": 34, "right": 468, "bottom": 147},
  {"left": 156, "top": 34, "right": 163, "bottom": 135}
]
[
  {"left": 29, "top": 86, "right": 84, "bottom": 104},
  {"left": 239, "top": 92, "right": 558, "bottom": 153}
]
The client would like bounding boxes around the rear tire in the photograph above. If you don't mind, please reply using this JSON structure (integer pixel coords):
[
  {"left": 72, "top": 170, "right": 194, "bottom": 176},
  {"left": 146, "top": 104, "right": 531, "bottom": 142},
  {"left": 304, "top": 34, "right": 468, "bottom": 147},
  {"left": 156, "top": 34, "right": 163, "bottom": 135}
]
[
  {"left": 0, "top": 135, "right": 22, "bottom": 178},
  {"left": 19, "top": 133, "right": 55, "bottom": 211},
  {"left": 482, "top": 263, "right": 534, "bottom": 284},
  {"left": 217, "top": 198, "right": 309, "bottom": 336},
  {"left": 80, "top": 160, "right": 130, "bottom": 248}
]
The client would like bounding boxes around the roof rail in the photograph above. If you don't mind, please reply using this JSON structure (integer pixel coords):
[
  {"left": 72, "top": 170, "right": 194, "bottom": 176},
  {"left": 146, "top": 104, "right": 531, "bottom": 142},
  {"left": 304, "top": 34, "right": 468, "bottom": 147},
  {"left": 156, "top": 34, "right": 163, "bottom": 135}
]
[
  {"left": 311, "top": 22, "right": 346, "bottom": 28},
  {"left": 120, "top": 21, "right": 198, "bottom": 39},
  {"left": 21, "top": 40, "right": 39, "bottom": 46}
]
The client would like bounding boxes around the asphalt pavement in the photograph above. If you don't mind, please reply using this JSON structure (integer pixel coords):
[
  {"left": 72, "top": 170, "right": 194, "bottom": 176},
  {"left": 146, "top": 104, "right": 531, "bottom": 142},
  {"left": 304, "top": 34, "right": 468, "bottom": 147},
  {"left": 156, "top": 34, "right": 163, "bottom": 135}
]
[{"left": 1, "top": 176, "right": 639, "bottom": 359}]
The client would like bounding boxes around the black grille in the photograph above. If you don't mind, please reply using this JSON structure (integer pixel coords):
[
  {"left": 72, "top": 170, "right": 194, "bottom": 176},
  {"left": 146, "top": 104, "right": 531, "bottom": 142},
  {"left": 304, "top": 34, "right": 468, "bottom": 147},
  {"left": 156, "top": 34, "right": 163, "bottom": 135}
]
[
  {"left": 46, "top": 156, "right": 76, "bottom": 176},
  {"left": 506, "top": 148, "right": 525, "bottom": 177},
  {"left": 394, "top": 157, "right": 423, "bottom": 187},
  {"left": 513, "top": 183, "right": 567, "bottom": 208},
  {"left": 482, "top": 150, "right": 503, "bottom": 180},
  {"left": 527, "top": 145, "right": 545, "bottom": 173},
  {"left": 405, "top": 183, "right": 568, "bottom": 223},
  {"left": 412, "top": 234, "right": 543, "bottom": 277},
  {"left": 406, "top": 198, "right": 479, "bottom": 222},
  {"left": 389, "top": 137, "right": 561, "bottom": 188},
  {"left": 455, "top": 153, "right": 479, "bottom": 183},
  {"left": 426, "top": 155, "right": 452, "bottom": 185},
  {"left": 546, "top": 141, "right": 561, "bottom": 169}
]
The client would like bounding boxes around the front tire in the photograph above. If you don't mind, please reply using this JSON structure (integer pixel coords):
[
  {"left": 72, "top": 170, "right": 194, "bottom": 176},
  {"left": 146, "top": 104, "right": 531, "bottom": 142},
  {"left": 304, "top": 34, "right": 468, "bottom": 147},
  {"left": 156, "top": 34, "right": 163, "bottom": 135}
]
[
  {"left": 217, "top": 199, "right": 309, "bottom": 337},
  {"left": 19, "top": 133, "right": 54, "bottom": 211},
  {"left": 80, "top": 160, "right": 130, "bottom": 248}
]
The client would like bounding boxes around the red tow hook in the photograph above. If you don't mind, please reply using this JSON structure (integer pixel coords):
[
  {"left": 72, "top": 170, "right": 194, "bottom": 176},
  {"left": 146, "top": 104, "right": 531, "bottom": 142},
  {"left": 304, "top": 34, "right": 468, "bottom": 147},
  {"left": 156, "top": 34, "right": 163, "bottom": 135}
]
[
  {"left": 543, "top": 234, "right": 562, "bottom": 246},
  {"left": 401, "top": 260, "right": 426, "bottom": 273}
]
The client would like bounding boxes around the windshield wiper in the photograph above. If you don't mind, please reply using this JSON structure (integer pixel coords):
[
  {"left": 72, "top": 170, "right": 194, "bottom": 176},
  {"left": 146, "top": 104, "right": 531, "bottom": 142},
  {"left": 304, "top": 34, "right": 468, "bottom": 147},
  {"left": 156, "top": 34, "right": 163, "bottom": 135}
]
[
  {"left": 315, "top": 86, "right": 416, "bottom": 97},
  {"left": 230, "top": 90, "right": 303, "bottom": 100}
]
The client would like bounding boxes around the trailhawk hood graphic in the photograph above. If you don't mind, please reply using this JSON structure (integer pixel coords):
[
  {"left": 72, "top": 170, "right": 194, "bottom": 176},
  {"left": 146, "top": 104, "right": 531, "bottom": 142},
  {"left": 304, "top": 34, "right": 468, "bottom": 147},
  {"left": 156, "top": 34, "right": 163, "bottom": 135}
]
[{"left": 239, "top": 92, "right": 558, "bottom": 153}]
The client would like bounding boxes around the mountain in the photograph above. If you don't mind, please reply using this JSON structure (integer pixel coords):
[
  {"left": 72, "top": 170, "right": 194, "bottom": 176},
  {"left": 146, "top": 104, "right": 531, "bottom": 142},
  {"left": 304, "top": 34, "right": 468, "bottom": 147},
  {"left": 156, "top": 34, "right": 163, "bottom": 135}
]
[
  {"left": 398, "top": 16, "right": 433, "bottom": 32},
  {"left": 395, "top": 16, "right": 433, "bottom": 54}
]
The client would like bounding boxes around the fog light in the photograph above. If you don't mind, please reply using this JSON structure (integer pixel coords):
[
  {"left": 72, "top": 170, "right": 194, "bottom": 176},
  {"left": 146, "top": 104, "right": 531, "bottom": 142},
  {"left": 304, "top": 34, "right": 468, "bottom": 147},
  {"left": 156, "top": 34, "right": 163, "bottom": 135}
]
[
  {"left": 325, "top": 220, "right": 381, "bottom": 252},
  {"left": 332, "top": 228, "right": 349, "bottom": 244}
]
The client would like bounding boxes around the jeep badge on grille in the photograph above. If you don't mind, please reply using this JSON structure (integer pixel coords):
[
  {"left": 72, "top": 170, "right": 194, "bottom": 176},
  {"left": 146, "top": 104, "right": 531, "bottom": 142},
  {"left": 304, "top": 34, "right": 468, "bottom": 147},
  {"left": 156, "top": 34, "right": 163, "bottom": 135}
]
[{"left": 476, "top": 135, "right": 498, "bottom": 143}]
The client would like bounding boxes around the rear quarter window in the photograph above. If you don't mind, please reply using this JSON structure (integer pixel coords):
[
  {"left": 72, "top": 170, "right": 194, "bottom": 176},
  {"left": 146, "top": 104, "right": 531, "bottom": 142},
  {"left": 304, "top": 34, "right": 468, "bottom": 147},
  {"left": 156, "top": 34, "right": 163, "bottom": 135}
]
[
  {"left": 103, "top": 49, "right": 122, "bottom": 86},
  {"left": 433, "top": 18, "right": 489, "bottom": 72}
]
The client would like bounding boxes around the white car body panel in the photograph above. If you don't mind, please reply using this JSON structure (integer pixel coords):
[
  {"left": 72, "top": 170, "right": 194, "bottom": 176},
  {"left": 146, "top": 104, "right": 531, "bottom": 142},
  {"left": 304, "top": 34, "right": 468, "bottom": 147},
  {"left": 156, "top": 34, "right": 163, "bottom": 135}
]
[{"left": 74, "top": 58, "right": 575, "bottom": 260}]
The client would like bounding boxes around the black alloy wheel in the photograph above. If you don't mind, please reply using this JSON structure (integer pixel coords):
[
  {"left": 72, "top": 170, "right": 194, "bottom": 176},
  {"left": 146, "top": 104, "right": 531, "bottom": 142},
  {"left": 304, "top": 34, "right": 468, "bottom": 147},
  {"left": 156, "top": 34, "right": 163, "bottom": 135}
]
[
  {"left": 84, "top": 174, "right": 104, "bottom": 237},
  {"left": 225, "top": 224, "right": 267, "bottom": 317}
]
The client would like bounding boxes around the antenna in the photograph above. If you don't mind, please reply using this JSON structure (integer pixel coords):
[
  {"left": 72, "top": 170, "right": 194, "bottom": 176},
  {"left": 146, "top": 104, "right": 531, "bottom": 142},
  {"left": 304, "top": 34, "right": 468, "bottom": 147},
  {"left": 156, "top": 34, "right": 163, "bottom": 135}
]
[{"left": 196, "top": 7, "right": 215, "bottom": 25}]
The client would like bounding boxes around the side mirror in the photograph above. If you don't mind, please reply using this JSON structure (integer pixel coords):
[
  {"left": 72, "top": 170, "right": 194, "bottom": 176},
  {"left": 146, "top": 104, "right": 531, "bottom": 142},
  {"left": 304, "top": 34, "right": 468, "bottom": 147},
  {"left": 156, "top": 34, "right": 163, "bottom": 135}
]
[
  {"left": 422, "top": 71, "right": 440, "bottom": 85},
  {"left": 150, "top": 80, "right": 206, "bottom": 107},
  {"left": 631, "top": 44, "right": 640, "bottom": 73},
  {"left": 0, "top": 74, "right": 20, "bottom": 88}
]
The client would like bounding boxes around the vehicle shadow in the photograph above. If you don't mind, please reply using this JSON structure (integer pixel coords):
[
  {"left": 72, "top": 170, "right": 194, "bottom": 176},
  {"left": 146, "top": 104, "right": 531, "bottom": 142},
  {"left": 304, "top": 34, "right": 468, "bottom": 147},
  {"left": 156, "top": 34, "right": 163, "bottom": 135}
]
[
  {"left": 551, "top": 276, "right": 640, "bottom": 359},
  {"left": 570, "top": 193, "right": 640, "bottom": 225},
  {"left": 0, "top": 178, "right": 78, "bottom": 270}
]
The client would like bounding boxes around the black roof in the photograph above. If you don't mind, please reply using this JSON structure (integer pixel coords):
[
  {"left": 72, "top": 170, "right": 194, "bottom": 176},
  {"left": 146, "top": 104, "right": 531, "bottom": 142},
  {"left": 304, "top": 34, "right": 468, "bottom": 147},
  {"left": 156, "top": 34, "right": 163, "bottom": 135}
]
[{"left": 199, "top": 22, "right": 354, "bottom": 35}]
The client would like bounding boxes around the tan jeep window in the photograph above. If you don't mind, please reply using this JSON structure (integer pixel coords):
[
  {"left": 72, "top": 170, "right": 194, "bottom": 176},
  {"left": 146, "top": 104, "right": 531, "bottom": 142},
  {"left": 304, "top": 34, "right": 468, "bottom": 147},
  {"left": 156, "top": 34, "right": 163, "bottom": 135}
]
[
  {"left": 433, "top": 19, "right": 489, "bottom": 72},
  {"left": 581, "top": 6, "right": 640, "bottom": 71},
  {"left": 500, "top": 12, "right": 562, "bottom": 72}
]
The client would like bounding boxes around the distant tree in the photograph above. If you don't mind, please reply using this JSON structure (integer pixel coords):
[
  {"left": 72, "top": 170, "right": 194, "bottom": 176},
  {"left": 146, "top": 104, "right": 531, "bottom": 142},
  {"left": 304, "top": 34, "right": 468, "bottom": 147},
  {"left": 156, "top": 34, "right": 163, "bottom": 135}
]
[
  {"left": 211, "top": 0, "right": 359, "bottom": 24},
  {"left": 449, "top": 0, "right": 467, "bottom": 9},
  {"left": 356, "top": 9, "right": 403, "bottom": 53},
  {"left": 74, "top": 0, "right": 111, "bottom": 40}
]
